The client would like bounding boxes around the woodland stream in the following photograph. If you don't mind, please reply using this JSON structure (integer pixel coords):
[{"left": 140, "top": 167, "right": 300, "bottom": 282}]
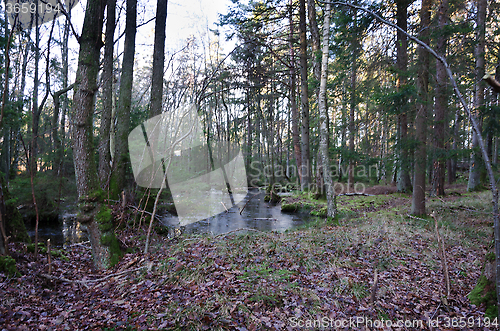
[{"left": 27, "top": 189, "right": 313, "bottom": 246}]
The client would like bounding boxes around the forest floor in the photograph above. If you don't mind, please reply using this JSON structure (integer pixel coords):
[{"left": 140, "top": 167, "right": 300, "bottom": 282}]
[{"left": 0, "top": 184, "right": 497, "bottom": 330}]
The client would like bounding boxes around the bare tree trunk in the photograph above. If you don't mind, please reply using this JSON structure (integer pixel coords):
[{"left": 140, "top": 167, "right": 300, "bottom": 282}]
[
  {"left": 318, "top": 2, "right": 336, "bottom": 218},
  {"left": 149, "top": 0, "right": 168, "bottom": 117},
  {"left": 347, "top": 5, "right": 358, "bottom": 192},
  {"left": 111, "top": 0, "right": 137, "bottom": 198},
  {"left": 468, "top": 0, "right": 487, "bottom": 191},
  {"left": 299, "top": 0, "right": 310, "bottom": 191},
  {"left": 430, "top": 0, "right": 448, "bottom": 197},
  {"left": 289, "top": 0, "right": 301, "bottom": 183},
  {"left": 72, "top": 0, "right": 117, "bottom": 270},
  {"left": 396, "top": 0, "right": 412, "bottom": 193},
  {"left": 98, "top": 0, "right": 116, "bottom": 188},
  {"left": 411, "top": 0, "right": 432, "bottom": 215},
  {"left": 31, "top": 7, "right": 40, "bottom": 175},
  {"left": 308, "top": 0, "right": 324, "bottom": 194}
]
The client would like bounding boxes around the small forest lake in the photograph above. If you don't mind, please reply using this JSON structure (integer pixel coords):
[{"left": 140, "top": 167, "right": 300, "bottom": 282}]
[{"left": 27, "top": 189, "right": 313, "bottom": 246}]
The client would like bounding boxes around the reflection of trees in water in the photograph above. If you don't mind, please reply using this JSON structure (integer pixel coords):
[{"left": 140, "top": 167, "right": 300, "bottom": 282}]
[{"left": 62, "top": 214, "right": 86, "bottom": 245}]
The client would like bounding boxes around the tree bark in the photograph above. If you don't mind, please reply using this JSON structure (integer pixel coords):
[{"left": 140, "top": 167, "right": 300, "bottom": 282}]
[
  {"left": 289, "top": 0, "right": 301, "bottom": 183},
  {"left": 149, "top": 0, "right": 168, "bottom": 117},
  {"left": 411, "top": 0, "right": 432, "bottom": 215},
  {"left": 396, "top": 0, "right": 412, "bottom": 193},
  {"left": 468, "top": 0, "right": 487, "bottom": 191},
  {"left": 430, "top": 0, "right": 448, "bottom": 197},
  {"left": 318, "top": 2, "right": 336, "bottom": 218},
  {"left": 111, "top": 0, "right": 137, "bottom": 198},
  {"left": 98, "top": 0, "right": 116, "bottom": 188},
  {"left": 299, "top": 0, "right": 310, "bottom": 191},
  {"left": 72, "top": 0, "right": 114, "bottom": 270}
]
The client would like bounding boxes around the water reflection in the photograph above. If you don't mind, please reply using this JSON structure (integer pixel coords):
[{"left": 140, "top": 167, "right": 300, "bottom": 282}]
[
  {"left": 162, "top": 189, "right": 309, "bottom": 235},
  {"left": 29, "top": 189, "right": 312, "bottom": 245},
  {"left": 27, "top": 212, "right": 87, "bottom": 247}
]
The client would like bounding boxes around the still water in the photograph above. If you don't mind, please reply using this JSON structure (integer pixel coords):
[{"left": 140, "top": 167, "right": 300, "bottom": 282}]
[{"left": 28, "top": 189, "right": 311, "bottom": 246}]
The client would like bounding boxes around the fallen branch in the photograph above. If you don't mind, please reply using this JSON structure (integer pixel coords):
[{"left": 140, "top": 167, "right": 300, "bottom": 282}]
[
  {"left": 39, "top": 266, "right": 147, "bottom": 288},
  {"left": 406, "top": 214, "right": 429, "bottom": 222},
  {"left": 239, "top": 193, "right": 260, "bottom": 215},
  {"left": 40, "top": 273, "right": 90, "bottom": 289},
  {"left": 337, "top": 192, "right": 375, "bottom": 197}
]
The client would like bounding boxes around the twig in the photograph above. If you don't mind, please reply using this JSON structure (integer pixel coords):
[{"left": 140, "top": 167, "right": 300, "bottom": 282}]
[
  {"left": 47, "top": 239, "right": 52, "bottom": 275},
  {"left": 432, "top": 212, "right": 451, "bottom": 301},
  {"left": 40, "top": 273, "right": 90, "bottom": 289},
  {"left": 240, "top": 193, "right": 260, "bottom": 215},
  {"left": 406, "top": 214, "right": 429, "bottom": 222},
  {"left": 221, "top": 201, "right": 228, "bottom": 213},
  {"left": 128, "top": 205, "right": 162, "bottom": 221},
  {"left": 370, "top": 267, "right": 378, "bottom": 305},
  {"left": 40, "top": 266, "right": 147, "bottom": 288},
  {"left": 89, "top": 266, "right": 147, "bottom": 284},
  {"left": 67, "top": 240, "right": 90, "bottom": 248}
]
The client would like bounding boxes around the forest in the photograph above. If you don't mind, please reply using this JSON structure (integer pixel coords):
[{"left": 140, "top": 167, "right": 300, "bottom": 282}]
[{"left": 1, "top": 0, "right": 500, "bottom": 328}]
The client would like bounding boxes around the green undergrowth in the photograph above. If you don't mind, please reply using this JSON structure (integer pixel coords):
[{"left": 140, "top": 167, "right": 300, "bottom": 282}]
[
  {"left": 0, "top": 255, "right": 20, "bottom": 277},
  {"left": 27, "top": 242, "right": 69, "bottom": 261}
]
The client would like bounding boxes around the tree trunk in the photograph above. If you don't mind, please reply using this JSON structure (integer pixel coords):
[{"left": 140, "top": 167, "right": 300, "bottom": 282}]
[
  {"left": 299, "top": 0, "right": 310, "bottom": 191},
  {"left": 468, "top": 0, "right": 487, "bottom": 191},
  {"left": 396, "top": 0, "right": 412, "bottom": 193},
  {"left": 289, "top": 0, "right": 301, "bottom": 183},
  {"left": 149, "top": 0, "right": 168, "bottom": 117},
  {"left": 98, "top": 0, "right": 116, "bottom": 188},
  {"left": 411, "top": 0, "right": 432, "bottom": 215},
  {"left": 111, "top": 0, "right": 137, "bottom": 198},
  {"left": 318, "top": 2, "right": 336, "bottom": 218},
  {"left": 72, "top": 0, "right": 118, "bottom": 270},
  {"left": 31, "top": 11, "right": 40, "bottom": 175},
  {"left": 430, "top": 0, "right": 448, "bottom": 197}
]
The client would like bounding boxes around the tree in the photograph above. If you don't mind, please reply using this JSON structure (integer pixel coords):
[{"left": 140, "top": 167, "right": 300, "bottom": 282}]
[
  {"left": 318, "top": 1, "right": 336, "bottom": 218},
  {"left": 395, "top": 0, "right": 412, "bottom": 193},
  {"left": 468, "top": 0, "right": 487, "bottom": 191},
  {"left": 298, "top": 0, "right": 310, "bottom": 191},
  {"left": 411, "top": 0, "right": 432, "bottom": 215},
  {"left": 149, "top": 0, "right": 168, "bottom": 117},
  {"left": 289, "top": 0, "right": 301, "bottom": 184},
  {"left": 430, "top": 0, "right": 448, "bottom": 197},
  {"left": 98, "top": 0, "right": 117, "bottom": 188},
  {"left": 111, "top": 0, "right": 137, "bottom": 198},
  {"left": 72, "top": 0, "right": 120, "bottom": 270}
]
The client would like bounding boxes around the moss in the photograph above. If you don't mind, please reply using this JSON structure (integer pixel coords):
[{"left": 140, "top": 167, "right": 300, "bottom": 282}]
[
  {"left": 311, "top": 207, "right": 327, "bottom": 218},
  {"left": 96, "top": 205, "right": 113, "bottom": 232},
  {"left": 27, "top": 242, "right": 46, "bottom": 252},
  {"left": 88, "top": 189, "right": 105, "bottom": 202},
  {"left": 0, "top": 255, "right": 20, "bottom": 277},
  {"left": 281, "top": 202, "right": 299, "bottom": 212},
  {"left": 469, "top": 275, "right": 497, "bottom": 318},
  {"left": 101, "top": 233, "right": 122, "bottom": 267}
]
